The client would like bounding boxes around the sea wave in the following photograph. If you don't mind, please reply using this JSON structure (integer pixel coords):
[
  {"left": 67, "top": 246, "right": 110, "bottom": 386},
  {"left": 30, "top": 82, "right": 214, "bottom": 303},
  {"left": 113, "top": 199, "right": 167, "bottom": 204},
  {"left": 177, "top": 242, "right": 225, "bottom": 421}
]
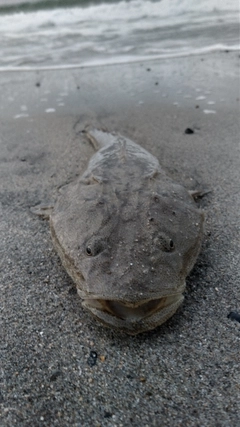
[{"left": 0, "top": 0, "right": 239, "bottom": 70}]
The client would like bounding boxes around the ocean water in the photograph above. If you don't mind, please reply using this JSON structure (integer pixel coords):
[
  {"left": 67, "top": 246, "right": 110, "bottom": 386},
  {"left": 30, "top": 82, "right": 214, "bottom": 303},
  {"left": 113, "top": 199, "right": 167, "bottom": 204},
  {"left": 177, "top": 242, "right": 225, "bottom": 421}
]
[{"left": 0, "top": 0, "right": 239, "bottom": 71}]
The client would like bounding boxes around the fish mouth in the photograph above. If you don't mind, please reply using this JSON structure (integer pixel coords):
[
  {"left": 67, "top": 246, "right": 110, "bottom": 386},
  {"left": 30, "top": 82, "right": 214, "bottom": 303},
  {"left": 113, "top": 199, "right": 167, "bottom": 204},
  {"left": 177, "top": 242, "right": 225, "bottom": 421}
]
[{"left": 82, "top": 294, "right": 183, "bottom": 322}]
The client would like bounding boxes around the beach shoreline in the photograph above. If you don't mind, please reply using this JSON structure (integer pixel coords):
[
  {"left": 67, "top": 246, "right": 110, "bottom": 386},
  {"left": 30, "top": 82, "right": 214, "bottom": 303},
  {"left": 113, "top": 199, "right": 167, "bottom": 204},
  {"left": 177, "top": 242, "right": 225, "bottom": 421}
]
[{"left": 1, "top": 51, "right": 239, "bottom": 426}]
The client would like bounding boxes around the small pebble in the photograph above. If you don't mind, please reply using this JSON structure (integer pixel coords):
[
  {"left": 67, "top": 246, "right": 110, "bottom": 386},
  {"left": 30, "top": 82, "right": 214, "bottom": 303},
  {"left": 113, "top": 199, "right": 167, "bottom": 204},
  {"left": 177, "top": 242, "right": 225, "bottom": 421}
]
[
  {"left": 184, "top": 128, "right": 194, "bottom": 134},
  {"left": 50, "top": 371, "right": 61, "bottom": 382},
  {"left": 87, "top": 350, "right": 98, "bottom": 367},
  {"left": 104, "top": 411, "right": 112, "bottom": 418},
  {"left": 227, "top": 311, "right": 240, "bottom": 323}
]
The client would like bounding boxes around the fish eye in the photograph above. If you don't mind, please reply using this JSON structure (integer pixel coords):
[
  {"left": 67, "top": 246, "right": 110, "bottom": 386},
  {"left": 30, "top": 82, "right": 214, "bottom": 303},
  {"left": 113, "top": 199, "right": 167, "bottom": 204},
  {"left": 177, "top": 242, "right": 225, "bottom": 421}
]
[
  {"left": 165, "top": 238, "right": 175, "bottom": 252},
  {"left": 86, "top": 246, "right": 92, "bottom": 256},
  {"left": 153, "top": 235, "right": 175, "bottom": 252},
  {"left": 85, "top": 239, "right": 106, "bottom": 257}
]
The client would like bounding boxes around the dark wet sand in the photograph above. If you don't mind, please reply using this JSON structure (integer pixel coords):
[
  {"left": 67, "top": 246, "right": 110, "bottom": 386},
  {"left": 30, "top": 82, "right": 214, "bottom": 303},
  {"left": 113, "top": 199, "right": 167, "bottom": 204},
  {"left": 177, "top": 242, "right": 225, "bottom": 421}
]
[{"left": 0, "top": 52, "right": 240, "bottom": 426}]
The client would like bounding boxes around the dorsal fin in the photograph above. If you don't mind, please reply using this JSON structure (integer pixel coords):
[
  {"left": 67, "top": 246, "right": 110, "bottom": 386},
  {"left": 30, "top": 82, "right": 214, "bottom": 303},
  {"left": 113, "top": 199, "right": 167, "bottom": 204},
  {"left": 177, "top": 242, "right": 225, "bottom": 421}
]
[
  {"left": 117, "top": 136, "right": 127, "bottom": 161},
  {"left": 83, "top": 128, "right": 117, "bottom": 150}
]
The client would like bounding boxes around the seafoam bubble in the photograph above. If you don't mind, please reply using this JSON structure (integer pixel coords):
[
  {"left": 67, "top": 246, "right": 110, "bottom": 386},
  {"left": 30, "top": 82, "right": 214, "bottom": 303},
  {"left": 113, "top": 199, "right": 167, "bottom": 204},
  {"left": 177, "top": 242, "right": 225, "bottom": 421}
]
[
  {"left": 14, "top": 113, "right": 29, "bottom": 119},
  {"left": 203, "top": 109, "right": 216, "bottom": 114},
  {"left": 45, "top": 108, "right": 56, "bottom": 113},
  {"left": 196, "top": 95, "right": 206, "bottom": 100}
]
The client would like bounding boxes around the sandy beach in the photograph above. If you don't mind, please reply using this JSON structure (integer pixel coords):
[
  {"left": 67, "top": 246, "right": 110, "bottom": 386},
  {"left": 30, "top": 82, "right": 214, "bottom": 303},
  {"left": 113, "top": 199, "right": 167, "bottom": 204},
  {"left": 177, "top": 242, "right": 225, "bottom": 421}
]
[{"left": 0, "top": 51, "right": 240, "bottom": 426}]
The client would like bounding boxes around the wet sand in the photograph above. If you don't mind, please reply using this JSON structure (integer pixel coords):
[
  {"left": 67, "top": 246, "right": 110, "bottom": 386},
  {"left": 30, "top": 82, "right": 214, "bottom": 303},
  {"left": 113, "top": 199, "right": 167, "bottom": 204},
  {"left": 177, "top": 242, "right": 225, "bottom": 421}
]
[{"left": 0, "top": 51, "right": 240, "bottom": 426}]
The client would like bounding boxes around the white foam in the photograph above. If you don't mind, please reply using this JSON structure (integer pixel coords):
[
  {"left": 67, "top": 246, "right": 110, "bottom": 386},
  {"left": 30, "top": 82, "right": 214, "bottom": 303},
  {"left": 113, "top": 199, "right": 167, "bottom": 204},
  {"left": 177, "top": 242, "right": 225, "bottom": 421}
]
[
  {"left": 14, "top": 113, "right": 29, "bottom": 118},
  {"left": 45, "top": 108, "right": 56, "bottom": 113},
  {"left": 203, "top": 109, "right": 216, "bottom": 114},
  {"left": 0, "top": 44, "right": 238, "bottom": 73},
  {"left": 196, "top": 96, "right": 206, "bottom": 100},
  {"left": 0, "top": 0, "right": 238, "bottom": 71}
]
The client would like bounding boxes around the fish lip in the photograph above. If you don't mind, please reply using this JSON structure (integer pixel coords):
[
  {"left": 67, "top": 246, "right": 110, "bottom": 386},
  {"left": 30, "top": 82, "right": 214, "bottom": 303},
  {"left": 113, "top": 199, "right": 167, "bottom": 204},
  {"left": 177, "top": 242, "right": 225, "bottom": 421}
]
[
  {"left": 78, "top": 281, "right": 186, "bottom": 303},
  {"left": 82, "top": 293, "right": 183, "bottom": 322}
]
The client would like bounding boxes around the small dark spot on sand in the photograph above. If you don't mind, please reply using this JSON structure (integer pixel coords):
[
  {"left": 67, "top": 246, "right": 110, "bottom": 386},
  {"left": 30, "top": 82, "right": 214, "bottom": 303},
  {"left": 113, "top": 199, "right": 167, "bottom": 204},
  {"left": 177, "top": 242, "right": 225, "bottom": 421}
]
[
  {"left": 87, "top": 350, "right": 98, "bottom": 367},
  {"left": 145, "top": 391, "right": 153, "bottom": 397},
  {"left": 155, "top": 82, "right": 159, "bottom": 85},
  {"left": 77, "top": 86, "right": 80, "bottom": 89},
  {"left": 104, "top": 411, "right": 112, "bottom": 418},
  {"left": 35, "top": 82, "right": 41, "bottom": 87},
  {"left": 146, "top": 68, "right": 151, "bottom": 71},
  {"left": 195, "top": 105, "right": 199, "bottom": 109},
  {"left": 50, "top": 371, "right": 62, "bottom": 381},
  {"left": 68, "top": 286, "right": 77, "bottom": 295},
  {"left": 126, "top": 373, "right": 135, "bottom": 379},
  {"left": 227, "top": 311, "right": 240, "bottom": 323},
  {"left": 185, "top": 128, "right": 194, "bottom": 134}
]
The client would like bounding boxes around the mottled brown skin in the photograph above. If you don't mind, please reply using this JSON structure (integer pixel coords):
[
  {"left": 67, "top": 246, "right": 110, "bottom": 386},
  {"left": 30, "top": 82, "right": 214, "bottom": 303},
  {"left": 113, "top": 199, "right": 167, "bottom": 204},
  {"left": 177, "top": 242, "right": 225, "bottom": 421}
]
[{"left": 50, "top": 130, "right": 204, "bottom": 334}]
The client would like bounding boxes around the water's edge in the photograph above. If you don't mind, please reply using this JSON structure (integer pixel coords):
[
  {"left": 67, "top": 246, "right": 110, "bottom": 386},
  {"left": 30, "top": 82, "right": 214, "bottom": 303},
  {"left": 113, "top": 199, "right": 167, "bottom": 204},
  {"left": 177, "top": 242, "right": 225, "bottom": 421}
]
[
  {"left": 0, "top": 0, "right": 239, "bottom": 70},
  {"left": 0, "top": 44, "right": 238, "bottom": 73}
]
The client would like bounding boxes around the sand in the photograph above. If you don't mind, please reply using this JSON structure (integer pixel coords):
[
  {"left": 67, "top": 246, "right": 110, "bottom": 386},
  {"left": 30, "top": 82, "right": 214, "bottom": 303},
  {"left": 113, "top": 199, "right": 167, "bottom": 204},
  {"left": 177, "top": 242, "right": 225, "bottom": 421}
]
[{"left": 0, "top": 51, "right": 240, "bottom": 426}]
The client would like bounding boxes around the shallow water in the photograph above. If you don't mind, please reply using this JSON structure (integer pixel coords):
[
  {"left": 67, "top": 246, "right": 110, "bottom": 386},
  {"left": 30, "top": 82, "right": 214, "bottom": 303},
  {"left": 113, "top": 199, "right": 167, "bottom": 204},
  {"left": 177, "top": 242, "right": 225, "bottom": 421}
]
[{"left": 0, "top": 0, "right": 239, "bottom": 70}]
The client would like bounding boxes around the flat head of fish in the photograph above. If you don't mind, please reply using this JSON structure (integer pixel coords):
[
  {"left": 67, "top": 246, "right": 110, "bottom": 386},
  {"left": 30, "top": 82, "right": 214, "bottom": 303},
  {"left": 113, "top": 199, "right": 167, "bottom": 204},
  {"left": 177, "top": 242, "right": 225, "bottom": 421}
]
[{"left": 50, "top": 130, "right": 204, "bottom": 334}]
